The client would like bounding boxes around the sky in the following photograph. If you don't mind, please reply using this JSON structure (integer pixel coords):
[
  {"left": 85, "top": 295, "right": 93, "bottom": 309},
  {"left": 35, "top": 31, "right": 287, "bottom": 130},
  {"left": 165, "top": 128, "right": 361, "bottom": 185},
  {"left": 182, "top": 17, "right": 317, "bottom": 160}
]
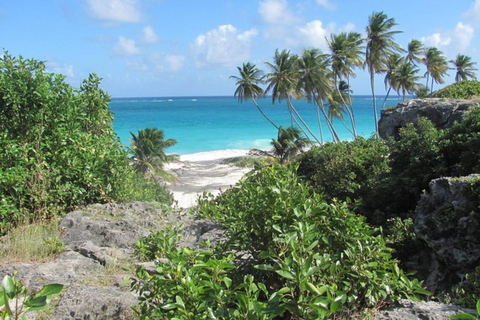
[{"left": 1, "top": 0, "right": 480, "bottom": 97}]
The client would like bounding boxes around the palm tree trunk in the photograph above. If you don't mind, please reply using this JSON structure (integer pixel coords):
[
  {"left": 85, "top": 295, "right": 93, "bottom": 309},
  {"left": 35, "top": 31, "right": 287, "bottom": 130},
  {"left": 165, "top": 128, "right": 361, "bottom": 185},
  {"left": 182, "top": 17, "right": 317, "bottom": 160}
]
[
  {"left": 319, "top": 100, "right": 340, "bottom": 142},
  {"left": 287, "top": 97, "right": 321, "bottom": 145},
  {"left": 370, "top": 67, "right": 379, "bottom": 137},
  {"left": 335, "top": 76, "right": 357, "bottom": 138},
  {"left": 382, "top": 87, "right": 392, "bottom": 110},
  {"left": 315, "top": 98, "right": 324, "bottom": 145},
  {"left": 252, "top": 97, "right": 279, "bottom": 129},
  {"left": 286, "top": 97, "right": 311, "bottom": 142},
  {"left": 346, "top": 76, "right": 357, "bottom": 137}
]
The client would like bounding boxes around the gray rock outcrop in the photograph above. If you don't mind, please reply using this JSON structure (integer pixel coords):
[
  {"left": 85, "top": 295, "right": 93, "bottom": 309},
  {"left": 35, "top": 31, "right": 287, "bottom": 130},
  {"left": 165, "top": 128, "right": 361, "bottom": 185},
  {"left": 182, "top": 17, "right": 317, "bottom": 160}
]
[
  {"left": 374, "top": 299, "right": 474, "bottom": 320},
  {"left": 414, "top": 175, "right": 480, "bottom": 292},
  {"left": 378, "top": 98, "right": 478, "bottom": 139},
  {"left": 0, "top": 202, "right": 225, "bottom": 319}
]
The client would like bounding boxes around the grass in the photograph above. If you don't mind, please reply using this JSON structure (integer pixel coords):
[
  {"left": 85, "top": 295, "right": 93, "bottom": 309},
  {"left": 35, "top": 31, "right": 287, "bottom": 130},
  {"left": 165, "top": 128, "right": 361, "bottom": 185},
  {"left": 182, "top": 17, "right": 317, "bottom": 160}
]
[
  {"left": 0, "top": 218, "right": 65, "bottom": 264},
  {"left": 221, "top": 155, "right": 273, "bottom": 168}
]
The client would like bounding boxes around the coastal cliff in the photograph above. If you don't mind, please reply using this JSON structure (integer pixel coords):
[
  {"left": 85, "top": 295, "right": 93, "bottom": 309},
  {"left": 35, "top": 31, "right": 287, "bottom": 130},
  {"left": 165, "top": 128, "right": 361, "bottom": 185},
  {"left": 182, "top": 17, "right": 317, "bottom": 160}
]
[{"left": 378, "top": 98, "right": 479, "bottom": 139}]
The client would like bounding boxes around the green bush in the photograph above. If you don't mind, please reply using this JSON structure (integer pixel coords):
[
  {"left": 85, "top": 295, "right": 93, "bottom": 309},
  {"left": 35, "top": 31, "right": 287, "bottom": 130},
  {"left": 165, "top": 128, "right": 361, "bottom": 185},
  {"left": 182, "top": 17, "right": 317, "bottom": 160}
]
[
  {"left": 131, "top": 165, "right": 429, "bottom": 319},
  {"left": 0, "top": 53, "right": 172, "bottom": 234},
  {"left": 431, "top": 80, "right": 480, "bottom": 99},
  {"left": 296, "top": 137, "right": 390, "bottom": 221}
]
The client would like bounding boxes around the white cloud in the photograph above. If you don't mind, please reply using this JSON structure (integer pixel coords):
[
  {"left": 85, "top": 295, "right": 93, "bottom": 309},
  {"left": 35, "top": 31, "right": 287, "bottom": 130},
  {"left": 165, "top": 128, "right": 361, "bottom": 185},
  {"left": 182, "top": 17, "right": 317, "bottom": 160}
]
[
  {"left": 421, "top": 22, "right": 474, "bottom": 54},
  {"left": 165, "top": 55, "right": 185, "bottom": 72},
  {"left": 114, "top": 36, "right": 141, "bottom": 56},
  {"left": 192, "top": 24, "right": 258, "bottom": 67},
  {"left": 340, "top": 22, "right": 356, "bottom": 33},
  {"left": 316, "top": 0, "right": 337, "bottom": 10},
  {"left": 46, "top": 61, "right": 74, "bottom": 78},
  {"left": 86, "top": 0, "right": 141, "bottom": 23},
  {"left": 295, "top": 20, "right": 332, "bottom": 50},
  {"left": 258, "top": 0, "right": 300, "bottom": 26},
  {"left": 464, "top": 0, "right": 480, "bottom": 27},
  {"left": 143, "top": 25, "right": 158, "bottom": 44}
]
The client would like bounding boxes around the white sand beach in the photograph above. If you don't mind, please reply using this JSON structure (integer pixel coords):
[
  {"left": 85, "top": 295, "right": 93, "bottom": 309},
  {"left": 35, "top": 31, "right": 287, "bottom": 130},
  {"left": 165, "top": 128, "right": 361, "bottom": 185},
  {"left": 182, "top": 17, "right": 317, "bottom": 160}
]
[{"left": 164, "top": 149, "right": 252, "bottom": 208}]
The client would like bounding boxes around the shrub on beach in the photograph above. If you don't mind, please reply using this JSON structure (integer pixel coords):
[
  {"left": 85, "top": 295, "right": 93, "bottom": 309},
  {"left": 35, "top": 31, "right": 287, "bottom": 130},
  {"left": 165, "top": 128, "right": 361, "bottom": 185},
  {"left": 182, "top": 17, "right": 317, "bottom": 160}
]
[
  {"left": 131, "top": 165, "right": 429, "bottom": 319},
  {"left": 430, "top": 80, "right": 480, "bottom": 99},
  {"left": 0, "top": 53, "right": 172, "bottom": 235}
]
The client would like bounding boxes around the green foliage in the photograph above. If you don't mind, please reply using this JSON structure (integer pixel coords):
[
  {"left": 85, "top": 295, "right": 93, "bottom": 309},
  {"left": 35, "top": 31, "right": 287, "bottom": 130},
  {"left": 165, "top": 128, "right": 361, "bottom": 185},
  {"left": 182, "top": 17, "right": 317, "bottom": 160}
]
[
  {"left": 431, "top": 80, "right": 480, "bottom": 99},
  {"left": 0, "top": 53, "right": 172, "bottom": 234},
  {"left": 0, "top": 274, "right": 63, "bottom": 320},
  {"left": 449, "top": 267, "right": 480, "bottom": 310},
  {"left": 128, "top": 165, "right": 430, "bottom": 318},
  {"left": 297, "top": 137, "right": 389, "bottom": 204},
  {"left": 442, "top": 107, "right": 480, "bottom": 176}
]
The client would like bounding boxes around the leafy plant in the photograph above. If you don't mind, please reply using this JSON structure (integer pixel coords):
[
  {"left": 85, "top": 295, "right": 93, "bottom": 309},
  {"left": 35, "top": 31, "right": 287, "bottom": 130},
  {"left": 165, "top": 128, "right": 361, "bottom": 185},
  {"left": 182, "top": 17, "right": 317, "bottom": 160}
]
[
  {"left": 431, "top": 80, "right": 480, "bottom": 99},
  {"left": 0, "top": 274, "right": 63, "bottom": 320}
]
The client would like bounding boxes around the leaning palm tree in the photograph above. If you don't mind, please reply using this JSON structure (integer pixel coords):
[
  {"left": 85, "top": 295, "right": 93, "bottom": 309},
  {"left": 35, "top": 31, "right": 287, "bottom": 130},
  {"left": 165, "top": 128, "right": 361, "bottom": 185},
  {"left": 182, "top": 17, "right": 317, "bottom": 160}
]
[
  {"left": 406, "top": 39, "right": 424, "bottom": 65},
  {"left": 365, "top": 11, "right": 403, "bottom": 136},
  {"left": 271, "top": 126, "right": 311, "bottom": 164},
  {"left": 230, "top": 62, "right": 279, "bottom": 129},
  {"left": 423, "top": 47, "right": 448, "bottom": 93},
  {"left": 296, "top": 48, "right": 338, "bottom": 144},
  {"left": 450, "top": 54, "right": 478, "bottom": 82},
  {"left": 327, "top": 80, "right": 355, "bottom": 136},
  {"left": 129, "top": 128, "right": 178, "bottom": 180},
  {"left": 395, "top": 61, "right": 421, "bottom": 100},
  {"left": 264, "top": 49, "right": 321, "bottom": 144},
  {"left": 382, "top": 53, "right": 402, "bottom": 110}
]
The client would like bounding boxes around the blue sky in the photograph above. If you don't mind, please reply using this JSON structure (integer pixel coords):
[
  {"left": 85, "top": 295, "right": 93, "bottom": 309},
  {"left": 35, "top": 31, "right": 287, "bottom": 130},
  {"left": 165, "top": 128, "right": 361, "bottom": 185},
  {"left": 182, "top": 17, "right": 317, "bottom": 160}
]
[{"left": 1, "top": 0, "right": 479, "bottom": 97}]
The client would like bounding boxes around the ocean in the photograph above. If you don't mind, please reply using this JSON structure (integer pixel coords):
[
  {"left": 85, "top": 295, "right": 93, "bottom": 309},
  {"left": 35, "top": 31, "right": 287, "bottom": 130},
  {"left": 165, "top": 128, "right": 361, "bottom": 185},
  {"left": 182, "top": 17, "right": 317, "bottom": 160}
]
[{"left": 110, "top": 95, "right": 403, "bottom": 155}]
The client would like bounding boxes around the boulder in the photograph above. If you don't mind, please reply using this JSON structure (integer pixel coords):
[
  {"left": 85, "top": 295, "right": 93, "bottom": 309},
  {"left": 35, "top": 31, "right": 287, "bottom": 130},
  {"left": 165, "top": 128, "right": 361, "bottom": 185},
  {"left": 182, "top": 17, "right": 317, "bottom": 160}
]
[
  {"left": 378, "top": 98, "right": 478, "bottom": 139},
  {"left": 374, "top": 299, "right": 474, "bottom": 320},
  {"left": 414, "top": 174, "right": 480, "bottom": 292}
]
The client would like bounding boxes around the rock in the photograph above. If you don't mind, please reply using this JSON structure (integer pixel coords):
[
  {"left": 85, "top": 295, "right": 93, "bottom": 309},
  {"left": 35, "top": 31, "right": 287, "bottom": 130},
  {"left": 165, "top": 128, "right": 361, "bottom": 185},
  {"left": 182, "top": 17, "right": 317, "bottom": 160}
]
[
  {"left": 1, "top": 202, "right": 226, "bottom": 319},
  {"left": 374, "top": 299, "right": 474, "bottom": 320},
  {"left": 378, "top": 98, "right": 478, "bottom": 139},
  {"left": 414, "top": 174, "right": 480, "bottom": 292}
]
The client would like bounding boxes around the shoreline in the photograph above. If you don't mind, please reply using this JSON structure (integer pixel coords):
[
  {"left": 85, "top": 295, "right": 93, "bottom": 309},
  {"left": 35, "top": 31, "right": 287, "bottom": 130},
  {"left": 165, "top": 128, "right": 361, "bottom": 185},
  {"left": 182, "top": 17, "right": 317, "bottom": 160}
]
[{"left": 164, "top": 149, "right": 253, "bottom": 208}]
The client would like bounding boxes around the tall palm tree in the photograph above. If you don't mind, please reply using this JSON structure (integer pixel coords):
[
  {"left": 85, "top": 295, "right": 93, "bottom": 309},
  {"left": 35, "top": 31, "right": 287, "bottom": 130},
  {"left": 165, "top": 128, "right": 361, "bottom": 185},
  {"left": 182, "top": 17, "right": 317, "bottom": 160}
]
[
  {"left": 271, "top": 126, "right": 311, "bottom": 164},
  {"left": 230, "top": 62, "right": 278, "bottom": 129},
  {"left": 382, "top": 53, "right": 402, "bottom": 110},
  {"left": 450, "top": 54, "right": 478, "bottom": 82},
  {"left": 296, "top": 48, "right": 337, "bottom": 144},
  {"left": 129, "top": 128, "right": 178, "bottom": 179},
  {"left": 406, "top": 39, "right": 424, "bottom": 65},
  {"left": 327, "top": 80, "right": 355, "bottom": 136},
  {"left": 365, "top": 11, "right": 403, "bottom": 136},
  {"left": 264, "top": 49, "right": 320, "bottom": 144},
  {"left": 423, "top": 47, "right": 448, "bottom": 93},
  {"left": 395, "top": 61, "right": 421, "bottom": 100},
  {"left": 327, "top": 32, "right": 364, "bottom": 137}
]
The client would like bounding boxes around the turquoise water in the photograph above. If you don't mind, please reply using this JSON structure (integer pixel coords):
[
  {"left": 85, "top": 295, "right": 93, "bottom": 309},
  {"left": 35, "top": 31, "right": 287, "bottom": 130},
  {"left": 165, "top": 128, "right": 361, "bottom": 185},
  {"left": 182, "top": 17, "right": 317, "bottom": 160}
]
[{"left": 110, "top": 96, "right": 403, "bottom": 155}]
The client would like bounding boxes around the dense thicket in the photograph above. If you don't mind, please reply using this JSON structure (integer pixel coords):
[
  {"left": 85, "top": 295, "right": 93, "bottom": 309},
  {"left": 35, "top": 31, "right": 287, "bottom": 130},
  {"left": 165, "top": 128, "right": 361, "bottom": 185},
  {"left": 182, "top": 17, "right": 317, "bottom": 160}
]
[
  {"left": 0, "top": 54, "right": 172, "bottom": 234},
  {"left": 132, "top": 165, "right": 428, "bottom": 319},
  {"left": 430, "top": 80, "right": 480, "bottom": 99}
]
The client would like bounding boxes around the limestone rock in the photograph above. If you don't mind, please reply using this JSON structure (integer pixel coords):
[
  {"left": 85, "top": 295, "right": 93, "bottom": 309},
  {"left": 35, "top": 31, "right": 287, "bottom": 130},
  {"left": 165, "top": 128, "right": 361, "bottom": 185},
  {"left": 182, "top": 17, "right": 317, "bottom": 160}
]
[
  {"left": 378, "top": 98, "right": 478, "bottom": 139},
  {"left": 374, "top": 299, "right": 473, "bottom": 320},
  {"left": 414, "top": 174, "right": 480, "bottom": 292}
]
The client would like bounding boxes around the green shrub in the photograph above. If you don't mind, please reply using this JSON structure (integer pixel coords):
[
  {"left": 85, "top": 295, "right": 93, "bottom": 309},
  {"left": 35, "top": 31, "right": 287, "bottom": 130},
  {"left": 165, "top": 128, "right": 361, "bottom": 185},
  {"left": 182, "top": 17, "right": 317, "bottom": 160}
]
[
  {"left": 131, "top": 165, "right": 428, "bottom": 319},
  {"left": 431, "top": 80, "right": 480, "bottom": 99},
  {"left": 0, "top": 53, "right": 172, "bottom": 234},
  {"left": 296, "top": 137, "right": 390, "bottom": 221},
  {"left": 442, "top": 107, "right": 480, "bottom": 177}
]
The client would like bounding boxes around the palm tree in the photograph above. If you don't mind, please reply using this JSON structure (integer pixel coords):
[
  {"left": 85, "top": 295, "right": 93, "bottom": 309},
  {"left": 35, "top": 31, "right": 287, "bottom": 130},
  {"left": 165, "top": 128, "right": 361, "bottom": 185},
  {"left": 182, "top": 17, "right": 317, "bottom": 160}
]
[
  {"left": 327, "top": 32, "right": 364, "bottom": 137},
  {"left": 296, "top": 48, "right": 337, "bottom": 144},
  {"left": 327, "top": 80, "right": 355, "bottom": 136},
  {"left": 365, "top": 11, "right": 403, "bottom": 136},
  {"left": 264, "top": 49, "right": 321, "bottom": 144},
  {"left": 450, "top": 54, "right": 478, "bottom": 82},
  {"left": 129, "top": 128, "right": 178, "bottom": 179},
  {"left": 423, "top": 47, "right": 448, "bottom": 93},
  {"left": 406, "top": 39, "right": 424, "bottom": 65},
  {"left": 230, "top": 62, "right": 278, "bottom": 129},
  {"left": 382, "top": 53, "right": 402, "bottom": 110},
  {"left": 395, "top": 61, "right": 421, "bottom": 100},
  {"left": 271, "top": 126, "right": 311, "bottom": 164}
]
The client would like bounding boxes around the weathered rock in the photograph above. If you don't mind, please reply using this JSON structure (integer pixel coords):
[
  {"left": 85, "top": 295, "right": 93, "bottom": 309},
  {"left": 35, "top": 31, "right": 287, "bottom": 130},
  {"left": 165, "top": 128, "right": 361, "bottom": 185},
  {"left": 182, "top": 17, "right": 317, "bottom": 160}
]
[
  {"left": 1, "top": 202, "right": 226, "bottom": 319},
  {"left": 374, "top": 299, "right": 474, "bottom": 320},
  {"left": 378, "top": 98, "right": 478, "bottom": 139},
  {"left": 414, "top": 174, "right": 480, "bottom": 292}
]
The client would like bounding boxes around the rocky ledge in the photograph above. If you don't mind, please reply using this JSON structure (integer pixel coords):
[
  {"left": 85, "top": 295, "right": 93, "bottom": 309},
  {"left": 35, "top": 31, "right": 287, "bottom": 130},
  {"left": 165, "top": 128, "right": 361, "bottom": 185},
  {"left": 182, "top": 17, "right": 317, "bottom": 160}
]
[{"left": 378, "top": 98, "right": 479, "bottom": 139}]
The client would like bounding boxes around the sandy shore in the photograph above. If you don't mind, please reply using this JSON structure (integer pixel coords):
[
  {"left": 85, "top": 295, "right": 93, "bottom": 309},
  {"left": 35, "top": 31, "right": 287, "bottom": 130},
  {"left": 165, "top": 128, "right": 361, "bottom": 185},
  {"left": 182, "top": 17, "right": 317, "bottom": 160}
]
[{"left": 164, "top": 149, "right": 252, "bottom": 208}]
